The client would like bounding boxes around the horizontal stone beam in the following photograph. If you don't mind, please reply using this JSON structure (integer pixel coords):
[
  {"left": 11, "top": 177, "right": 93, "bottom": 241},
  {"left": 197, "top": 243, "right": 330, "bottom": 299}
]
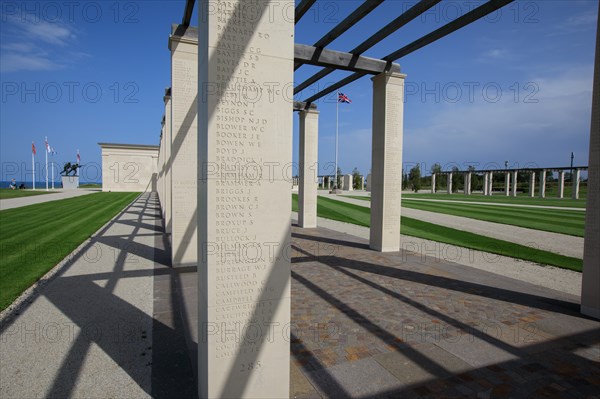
[
  {"left": 293, "top": 101, "right": 317, "bottom": 111},
  {"left": 294, "top": 43, "right": 401, "bottom": 75}
]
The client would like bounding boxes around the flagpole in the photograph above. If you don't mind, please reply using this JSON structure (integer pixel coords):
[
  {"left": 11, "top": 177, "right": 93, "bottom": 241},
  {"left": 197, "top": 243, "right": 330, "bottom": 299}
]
[
  {"left": 32, "top": 147, "right": 35, "bottom": 190},
  {"left": 335, "top": 91, "right": 339, "bottom": 190},
  {"left": 51, "top": 152, "right": 55, "bottom": 190},
  {"left": 45, "top": 136, "right": 48, "bottom": 191}
]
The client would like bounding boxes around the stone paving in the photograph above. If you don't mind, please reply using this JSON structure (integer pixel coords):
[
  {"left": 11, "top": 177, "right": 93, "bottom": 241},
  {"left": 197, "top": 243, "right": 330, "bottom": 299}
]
[
  {"left": 288, "top": 227, "right": 599, "bottom": 398},
  {"left": 0, "top": 188, "right": 100, "bottom": 210}
]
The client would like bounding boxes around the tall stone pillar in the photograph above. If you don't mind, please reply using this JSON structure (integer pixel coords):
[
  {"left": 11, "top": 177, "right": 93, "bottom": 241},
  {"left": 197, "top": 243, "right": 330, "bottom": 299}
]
[
  {"left": 483, "top": 173, "right": 489, "bottom": 195},
  {"left": 558, "top": 171, "right": 565, "bottom": 198},
  {"left": 431, "top": 173, "right": 436, "bottom": 194},
  {"left": 573, "top": 169, "right": 581, "bottom": 199},
  {"left": 464, "top": 172, "right": 471, "bottom": 195},
  {"left": 298, "top": 109, "right": 319, "bottom": 228},
  {"left": 344, "top": 174, "right": 354, "bottom": 191},
  {"left": 447, "top": 173, "right": 453, "bottom": 194},
  {"left": 582, "top": 6, "right": 600, "bottom": 319},
  {"left": 370, "top": 72, "right": 405, "bottom": 252},
  {"left": 169, "top": 25, "right": 198, "bottom": 267},
  {"left": 359, "top": 176, "right": 365, "bottom": 190},
  {"left": 504, "top": 172, "right": 510, "bottom": 196},
  {"left": 164, "top": 88, "right": 172, "bottom": 239},
  {"left": 539, "top": 169, "right": 546, "bottom": 198},
  {"left": 488, "top": 172, "right": 494, "bottom": 195},
  {"left": 512, "top": 170, "right": 518, "bottom": 197},
  {"left": 366, "top": 173, "right": 372, "bottom": 192},
  {"left": 529, "top": 172, "right": 536, "bottom": 197},
  {"left": 197, "top": 1, "right": 293, "bottom": 396}
]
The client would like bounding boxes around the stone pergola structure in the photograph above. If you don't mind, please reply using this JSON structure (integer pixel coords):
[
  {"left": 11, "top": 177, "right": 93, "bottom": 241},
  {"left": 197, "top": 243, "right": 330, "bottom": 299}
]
[
  {"left": 432, "top": 166, "right": 589, "bottom": 199},
  {"left": 150, "top": 0, "right": 600, "bottom": 397}
]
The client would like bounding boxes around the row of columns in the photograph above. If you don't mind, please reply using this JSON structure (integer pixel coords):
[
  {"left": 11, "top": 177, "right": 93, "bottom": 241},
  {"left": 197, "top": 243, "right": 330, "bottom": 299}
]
[{"left": 430, "top": 170, "right": 583, "bottom": 198}]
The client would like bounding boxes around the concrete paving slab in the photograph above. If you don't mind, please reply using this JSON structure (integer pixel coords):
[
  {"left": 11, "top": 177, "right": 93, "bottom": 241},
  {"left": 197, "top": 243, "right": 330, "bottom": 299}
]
[{"left": 0, "top": 188, "right": 100, "bottom": 210}]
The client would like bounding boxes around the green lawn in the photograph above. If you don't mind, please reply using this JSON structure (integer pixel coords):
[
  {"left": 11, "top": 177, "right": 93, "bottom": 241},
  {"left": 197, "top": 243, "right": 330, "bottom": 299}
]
[
  {"left": 0, "top": 192, "right": 140, "bottom": 311},
  {"left": 292, "top": 194, "right": 582, "bottom": 272},
  {"left": 397, "top": 193, "right": 585, "bottom": 208},
  {"left": 0, "top": 189, "right": 56, "bottom": 200},
  {"left": 345, "top": 195, "right": 585, "bottom": 237},
  {"left": 79, "top": 183, "right": 102, "bottom": 188}
]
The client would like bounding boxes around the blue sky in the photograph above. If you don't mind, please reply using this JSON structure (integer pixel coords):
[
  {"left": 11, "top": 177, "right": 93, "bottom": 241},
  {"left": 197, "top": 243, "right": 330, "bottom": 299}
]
[{"left": 0, "top": 0, "right": 597, "bottom": 182}]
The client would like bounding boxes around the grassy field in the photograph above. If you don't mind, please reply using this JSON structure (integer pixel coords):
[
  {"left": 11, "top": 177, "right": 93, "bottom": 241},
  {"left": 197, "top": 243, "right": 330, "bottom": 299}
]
[
  {"left": 398, "top": 193, "right": 585, "bottom": 208},
  {"left": 345, "top": 195, "right": 585, "bottom": 236},
  {"left": 79, "top": 183, "right": 102, "bottom": 188},
  {"left": 0, "top": 192, "right": 139, "bottom": 311},
  {"left": 292, "top": 194, "right": 582, "bottom": 272},
  {"left": 0, "top": 189, "right": 56, "bottom": 200}
]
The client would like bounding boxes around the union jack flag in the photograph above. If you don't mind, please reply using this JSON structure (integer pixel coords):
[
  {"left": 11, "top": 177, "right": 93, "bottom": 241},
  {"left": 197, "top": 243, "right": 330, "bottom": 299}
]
[{"left": 338, "top": 92, "right": 352, "bottom": 103}]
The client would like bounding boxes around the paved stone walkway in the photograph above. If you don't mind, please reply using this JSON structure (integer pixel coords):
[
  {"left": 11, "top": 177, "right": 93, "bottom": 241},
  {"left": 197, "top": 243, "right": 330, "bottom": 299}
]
[
  {"left": 1, "top": 193, "right": 598, "bottom": 398},
  {"left": 0, "top": 188, "right": 100, "bottom": 210},
  {"left": 319, "top": 193, "right": 584, "bottom": 259}
]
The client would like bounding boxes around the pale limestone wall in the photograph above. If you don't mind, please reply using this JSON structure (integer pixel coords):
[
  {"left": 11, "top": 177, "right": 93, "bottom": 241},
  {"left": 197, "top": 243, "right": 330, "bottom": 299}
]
[{"left": 99, "top": 144, "right": 158, "bottom": 192}]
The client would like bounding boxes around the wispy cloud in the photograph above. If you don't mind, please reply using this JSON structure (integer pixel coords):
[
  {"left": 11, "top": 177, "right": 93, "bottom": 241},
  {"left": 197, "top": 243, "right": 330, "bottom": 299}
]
[{"left": 0, "top": 15, "right": 80, "bottom": 72}]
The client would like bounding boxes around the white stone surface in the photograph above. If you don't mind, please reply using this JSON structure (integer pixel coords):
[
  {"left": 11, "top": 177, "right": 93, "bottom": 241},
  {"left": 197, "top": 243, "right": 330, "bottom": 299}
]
[
  {"left": 343, "top": 174, "right": 353, "bottom": 191},
  {"left": 370, "top": 72, "right": 405, "bottom": 252},
  {"left": 366, "top": 173, "right": 372, "bottom": 192},
  {"left": 558, "top": 171, "right": 565, "bottom": 198},
  {"left": 530, "top": 172, "right": 536, "bottom": 197},
  {"left": 164, "top": 90, "right": 173, "bottom": 240},
  {"left": 99, "top": 143, "right": 158, "bottom": 193},
  {"left": 511, "top": 170, "right": 518, "bottom": 197},
  {"left": 573, "top": 169, "right": 581, "bottom": 199},
  {"left": 464, "top": 172, "right": 471, "bottom": 195},
  {"left": 431, "top": 173, "right": 436, "bottom": 194},
  {"left": 169, "top": 26, "right": 198, "bottom": 268},
  {"left": 298, "top": 109, "right": 319, "bottom": 228},
  {"left": 61, "top": 176, "right": 79, "bottom": 190},
  {"left": 539, "top": 169, "right": 547, "bottom": 198},
  {"left": 504, "top": 172, "right": 510, "bottom": 196},
  {"left": 197, "top": 2, "right": 293, "bottom": 396},
  {"left": 447, "top": 172, "right": 452, "bottom": 194}
]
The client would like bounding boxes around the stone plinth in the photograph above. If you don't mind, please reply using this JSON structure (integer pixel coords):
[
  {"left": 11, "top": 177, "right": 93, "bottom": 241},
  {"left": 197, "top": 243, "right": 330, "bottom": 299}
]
[
  {"left": 197, "top": 1, "right": 293, "bottom": 396},
  {"left": 370, "top": 72, "right": 405, "bottom": 252},
  {"left": 61, "top": 176, "right": 79, "bottom": 190},
  {"left": 299, "top": 109, "right": 319, "bottom": 228}
]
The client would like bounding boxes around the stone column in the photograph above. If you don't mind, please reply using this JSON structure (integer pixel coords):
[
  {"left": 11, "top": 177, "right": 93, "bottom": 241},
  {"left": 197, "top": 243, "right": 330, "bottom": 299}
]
[
  {"left": 298, "top": 109, "right": 319, "bottom": 228},
  {"left": 572, "top": 169, "right": 581, "bottom": 199},
  {"left": 197, "top": 2, "right": 293, "bottom": 396},
  {"left": 582, "top": 6, "right": 600, "bottom": 319},
  {"left": 447, "top": 173, "right": 453, "bottom": 194},
  {"left": 431, "top": 173, "right": 436, "bottom": 194},
  {"left": 504, "top": 172, "right": 510, "bottom": 196},
  {"left": 512, "top": 170, "right": 518, "bottom": 197},
  {"left": 539, "top": 169, "right": 546, "bottom": 198},
  {"left": 488, "top": 172, "right": 494, "bottom": 195},
  {"left": 164, "top": 88, "right": 172, "bottom": 239},
  {"left": 558, "top": 171, "right": 565, "bottom": 198},
  {"left": 344, "top": 174, "right": 354, "bottom": 191},
  {"left": 464, "top": 172, "right": 471, "bottom": 195},
  {"left": 359, "top": 176, "right": 364, "bottom": 190},
  {"left": 370, "top": 72, "right": 405, "bottom": 252},
  {"left": 483, "top": 173, "right": 489, "bottom": 195},
  {"left": 169, "top": 25, "right": 197, "bottom": 268},
  {"left": 366, "top": 173, "right": 372, "bottom": 192},
  {"left": 529, "top": 172, "right": 536, "bottom": 197}
]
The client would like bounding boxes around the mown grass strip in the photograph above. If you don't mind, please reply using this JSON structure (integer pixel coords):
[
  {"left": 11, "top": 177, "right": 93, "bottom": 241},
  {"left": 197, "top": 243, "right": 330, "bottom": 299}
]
[
  {"left": 0, "top": 189, "right": 56, "bottom": 200},
  {"left": 292, "top": 194, "right": 582, "bottom": 272},
  {"left": 0, "top": 192, "right": 140, "bottom": 311}
]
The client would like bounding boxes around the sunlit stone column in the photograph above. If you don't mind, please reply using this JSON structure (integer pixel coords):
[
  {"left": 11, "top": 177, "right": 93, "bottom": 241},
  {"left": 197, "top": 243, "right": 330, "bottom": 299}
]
[
  {"left": 197, "top": 1, "right": 293, "bottom": 397},
  {"left": 573, "top": 169, "right": 581, "bottom": 199},
  {"left": 370, "top": 72, "right": 405, "bottom": 252},
  {"left": 512, "top": 170, "right": 518, "bottom": 197},
  {"left": 169, "top": 24, "right": 198, "bottom": 268},
  {"left": 504, "top": 172, "right": 510, "bottom": 196},
  {"left": 359, "top": 176, "right": 365, "bottom": 190},
  {"left": 558, "top": 171, "right": 565, "bottom": 198},
  {"left": 539, "top": 169, "right": 547, "bottom": 198},
  {"left": 164, "top": 88, "right": 173, "bottom": 239},
  {"left": 488, "top": 172, "right": 494, "bottom": 195},
  {"left": 483, "top": 173, "right": 489, "bottom": 195},
  {"left": 464, "top": 172, "right": 471, "bottom": 195},
  {"left": 366, "top": 173, "right": 372, "bottom": 192},
  {"left": 582, "top": 8, "right": 600, "bottom": 320},
  {"left": 447, "top": 173, "right": 453, "bottom": 194},
  {"left": 298, "top": 109, "right": 319, "bottom": 228},
  {"left": 529, "top": 172, "right": 536, "bottom": 197},
  {"left": 431, "top": 173, "right": 436, "bottom": 194}
]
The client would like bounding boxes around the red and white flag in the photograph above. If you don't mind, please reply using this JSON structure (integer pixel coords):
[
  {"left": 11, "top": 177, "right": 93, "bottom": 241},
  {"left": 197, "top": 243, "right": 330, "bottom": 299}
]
[
  {"left": 32, "top": 142, "right": 36, "bottom": 155},
  {"left": 77, "top": 150, "right": 81, "bottom": 163}
]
